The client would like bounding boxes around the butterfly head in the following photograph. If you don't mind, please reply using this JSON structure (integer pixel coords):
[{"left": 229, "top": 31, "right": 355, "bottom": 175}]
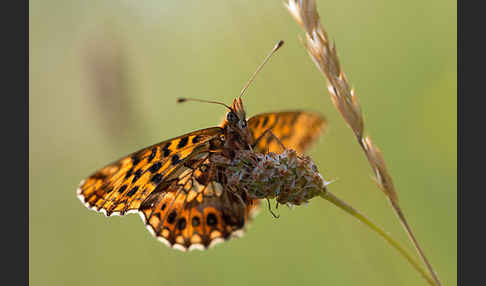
[{"left": 222, "top": 98, "right": 253, "bottom": 149}]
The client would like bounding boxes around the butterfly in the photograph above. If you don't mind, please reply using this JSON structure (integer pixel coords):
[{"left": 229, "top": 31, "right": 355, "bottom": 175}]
[{"left": 77, "top": 41, "right": 327, "bottom": 251}]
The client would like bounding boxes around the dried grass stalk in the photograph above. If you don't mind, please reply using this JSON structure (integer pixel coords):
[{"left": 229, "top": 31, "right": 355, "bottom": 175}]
[{"left": 285, "top": 1, "right": 441, "bottom": 285}]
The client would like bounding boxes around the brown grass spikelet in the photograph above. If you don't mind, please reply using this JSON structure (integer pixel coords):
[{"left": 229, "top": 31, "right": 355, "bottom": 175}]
[
  {"left": 363, "top": 136, "right": 398, "bottom": 203},
  {"left": 286, "top": 0, "right": 396, "bottom": 202},
  {"left": 287, "top": 0, "right": 365, "bottom": 141}
]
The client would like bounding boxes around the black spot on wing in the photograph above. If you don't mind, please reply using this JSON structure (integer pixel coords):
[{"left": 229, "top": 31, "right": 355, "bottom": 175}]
[
  {"left": 271, "top": 115, "right": 280, "bottom": 128},
  {"left": 131, "top": 156, "right": 141, "bottom": 167},
  {"left": 171, "top": 154, "right": 181, "bottom": 165},
  {"left": 192, "top": 135, "right": 201, "bottom": 144},
  {"left": 151, "top": 173, "right": 162, "bottom": 184},
  {"left": 192, "top": 216, "right": 200, "bottom": 227},
  {"left": 149, "top": 162, "right": 162, "bottom": 173},
  {"left": 261, "top": 116, "right": 269, "bottom": 128},
  {"left": 147, "top": 148, "right": 157, "bottom": 163},
  {"left": 132, "top": 169, "right": 143, "bottom": 184},
  {"left": 162, "top": 143, "right": 171, "bottom": 157},
  {"left": 251, "top": 118, "right": 260, "bottom": 128},
  {"left": 124, "top": 167, "right": 133, "bottom": 179},
  {"left": 177, "top": 137, "right": 189, "bottom": 148},
  {"left": 167, "top": 210, "right": 177, "bottom": 224},
  {"left": 118, "top": 185, "right": 127, "bottom": 193},
  {"left": 207, "top": 213, "right": 217, "bottom": 226},
  {"left": 177, "top": 218, "right": 187, "bottom": 230},
  {"left": 127, "top": 186, "right": 138, "bottom": 197}
]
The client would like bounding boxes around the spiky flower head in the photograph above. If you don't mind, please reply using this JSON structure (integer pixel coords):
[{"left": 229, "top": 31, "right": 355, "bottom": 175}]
[{"left": 214, "top": 149, "right": 329, "bottom": 206}]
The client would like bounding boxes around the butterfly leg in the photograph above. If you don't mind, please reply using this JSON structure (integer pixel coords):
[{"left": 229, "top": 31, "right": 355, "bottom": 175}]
[{"left": 266, "top": 198, "right": 280, "bottom": 218}]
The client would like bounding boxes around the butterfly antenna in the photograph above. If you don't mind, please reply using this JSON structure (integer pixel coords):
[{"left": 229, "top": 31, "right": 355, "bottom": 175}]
[
  {"left": 177, "top": 97, "right": 233, "bottom": 111},
  {"left": 239, "top": 40, "right": 284, "bottom": 98}
]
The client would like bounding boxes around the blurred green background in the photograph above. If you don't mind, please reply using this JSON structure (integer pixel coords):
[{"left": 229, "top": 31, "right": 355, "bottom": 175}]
[{"left": 30, "top": 0, "right": 456, "bottom": 285}]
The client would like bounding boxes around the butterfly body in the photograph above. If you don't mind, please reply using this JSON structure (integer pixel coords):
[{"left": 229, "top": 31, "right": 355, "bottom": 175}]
[{"left": 77, "top": 97, "right": 326, "bottom": 251}]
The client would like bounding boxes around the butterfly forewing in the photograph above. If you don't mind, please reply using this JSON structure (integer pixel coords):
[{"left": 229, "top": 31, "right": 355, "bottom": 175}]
[
  {"left": 77, "top": 127, "right": 224, "bottom": 216},
  {"left": 248, "top": 111, "right": 326, "bottom": 154}
]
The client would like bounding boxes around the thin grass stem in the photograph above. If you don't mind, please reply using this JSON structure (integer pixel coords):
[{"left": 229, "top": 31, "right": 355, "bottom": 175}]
[{"left": 320, "top": 191, "right": 436, "bottom": 286}]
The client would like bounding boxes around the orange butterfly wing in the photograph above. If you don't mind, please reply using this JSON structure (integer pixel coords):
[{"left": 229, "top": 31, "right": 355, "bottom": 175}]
[
  {"left": 139, "top": 160, "right": 259, "bottom": 251},
  {"left": 77, "top": 126, "right": 259, "bottom": 250},
  {"left": 248, "top": 111, "right": 326, "bottom": 154},
  {"left": 77, "top": 127, "right": 224, "bottom": 216}
]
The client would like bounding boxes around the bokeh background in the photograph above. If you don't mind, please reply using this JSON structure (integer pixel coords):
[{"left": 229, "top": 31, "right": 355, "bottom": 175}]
[{"left": 30, "top": 0, "right": 456, "bottom": 285}]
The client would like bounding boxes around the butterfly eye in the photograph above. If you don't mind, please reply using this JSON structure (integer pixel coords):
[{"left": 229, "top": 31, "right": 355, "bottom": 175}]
[{"left": 226, "top": 112, "right": 238, "bottom": 123}]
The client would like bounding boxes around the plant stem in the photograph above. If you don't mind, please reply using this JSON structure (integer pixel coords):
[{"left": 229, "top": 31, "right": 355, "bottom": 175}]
[
  {"left": 320, "top": 191, "right": 436, "bottom": 286},
  {"left": 388, "top": 197, "right": 442, "bottom": 286},
  {"left": 358, "top": 137, "right": 442, "bottom": 286}
]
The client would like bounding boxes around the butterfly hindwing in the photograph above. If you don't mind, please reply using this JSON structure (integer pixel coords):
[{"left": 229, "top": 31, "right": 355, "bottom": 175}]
[
  {"left": 139, "top": 156, "right": 260, "bottom": 251},
  {"left": 248, "top": 111, "right": 326, "bottom": 154},
  {"left": 77, "top": 127, "right": 224, "bottom": 216}
]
